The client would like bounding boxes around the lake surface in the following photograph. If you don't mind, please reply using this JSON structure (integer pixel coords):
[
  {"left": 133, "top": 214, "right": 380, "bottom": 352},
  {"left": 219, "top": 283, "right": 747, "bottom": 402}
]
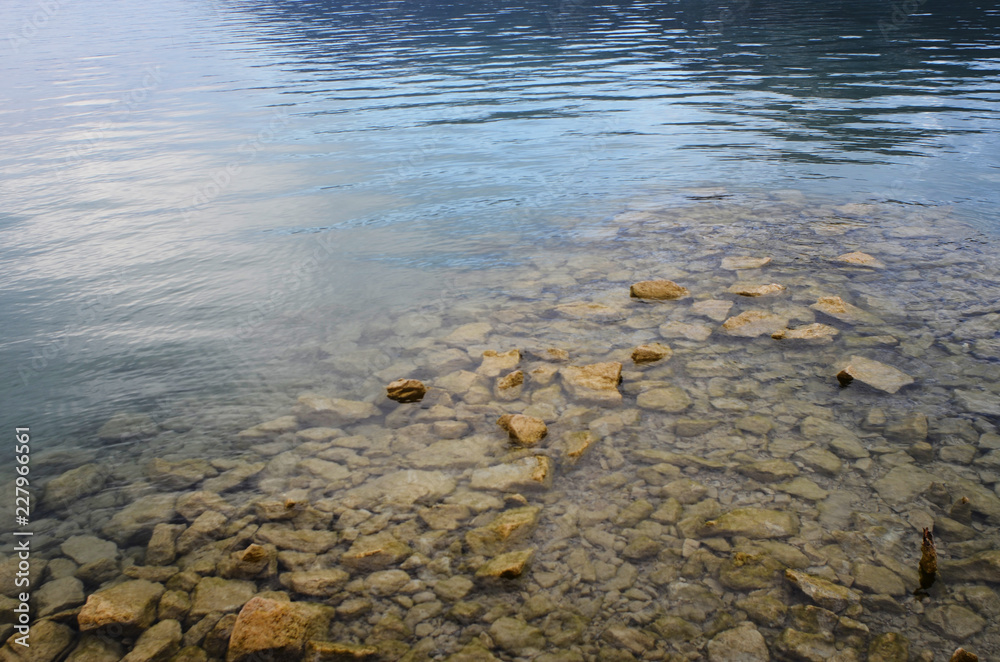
[{"left": 1, "top": 0, "right": 999, "bottom": 659}]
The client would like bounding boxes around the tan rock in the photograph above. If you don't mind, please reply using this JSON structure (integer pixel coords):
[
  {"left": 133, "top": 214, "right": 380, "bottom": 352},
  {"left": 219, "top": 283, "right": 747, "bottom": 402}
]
[
  {"left": 691, "top": 299, "right": 734, "bottom": 322},
  {"left": 632, "top": 343, "right": 673, "bottom": 364},
  {"left": 728, "top": 283, "right": 786, "bottom": 297},
  {"left": 528, "top": 347, "right": 569, "bottom": 362},
  {"left": 226, "top": 597, "right": 330, "bottom": 662},
  {"left": 837, "top": 251, "right": 885, "bottom": 268},
  {"left": 279, "top": 569, "right": 350, "bottom": 596},
  {"left": 496, "top": 370, "right": 524, "bottom": 396},
  {"left": 561, "top": 362, "right": 622, "bottom": 404},
  {"left": 772, "top": 323, "right": 839, "bottom": 344},
  {"left": 785, "top": 570, "right": 861, "bottom": 612},
  {"left": 294, "top": 394, "right": 379, "bottom": 427},
  {"left": 702, "top": 508, "right": 799, "bottom": 539},
  {"left": 343, "top": 469, "right": 456, "bottom": 508},
  {"left": 470, "top": 456, "right": 554, "bottom": 491},
  {"left": 630, "top": 280, "right": 690, "bottom": 300},
  {"left": 722, "top": 310, "right": 789, "bottom": 338},
  {"left": 478, "top": 349, "right": 520, "bottom": 377},
  {"left": 466, "top": 507, "right": 541, "bottom": 556},
  {"left": 386, "top": 379, "right": 427, "bottom": 403},
  {"left": 637, "top": 387, "right": 691, "bottom": 413},
  {"left": 340, "top": 532, "right": 412, "bottom": 572},
  {"left": 559, "top": 430, "right": 597, "bottom": 465},
  {"left": 77, "top": 579, "right": 164, "bottom": 635},
  {"left": 304, "top": 641, "right": 379, "bottom": 662},
  {"left": 497, "top": 414, "right": 547, "bottom": 446},
  {"left": 43, "top": 463, "right": 107, "bottom": 510},
  {"left": 190, "top": 577, "right": 256, "bottom": 618},
  {"left": 2, "top": 620, "right": 74, "bottom": 662},
  {"left": 659, "top": 321, "right": 713, "bottom": 341},
  {"left": 836, "top": 356, "right": 914, "bottom": 394},
  {"left": 722, "top": 256, "right": 772, "bottom": 270},
  {"left": 810, "top": 296, "right": 881, "bottom": 325},
  {"left": 219, "top": 544, "right": 276, "bottom": 580},
  {"left": 475, "top": 549, "right": 534, "bottom": 579},
  {"left": 144, "top": 458, "right": 218, "bottom": 490},
  {"left": 444, "top": 322, "right": 491, "bottom": 345},
  {"left": 120, "top": 619, "right": 182, "bottom": 662}
]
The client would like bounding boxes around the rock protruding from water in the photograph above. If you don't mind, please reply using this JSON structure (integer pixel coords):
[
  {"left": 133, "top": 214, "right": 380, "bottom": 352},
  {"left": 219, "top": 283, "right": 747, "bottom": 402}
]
[
  {"left": 386, "top": 378, "right": 427, "bottom": 403},
  {"left": 497, "top": 414, "right": 547, "bottom": 447},
  {"left": 630, "top": 280, "right": 690, "bottom": 300},
  {"left": 631, "top": 343, "right": 672, "bottom": 364},
  {"left": 836, "top": 356, "right": 913, "bottom": 394},
  {"left": 226, "top": 597, "right": 331, "bottom": 662}
]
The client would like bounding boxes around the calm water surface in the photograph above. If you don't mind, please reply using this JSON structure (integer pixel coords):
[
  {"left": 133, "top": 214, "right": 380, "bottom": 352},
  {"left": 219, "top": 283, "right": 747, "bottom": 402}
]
[{"left": 1, "top": 0, "right": 1000, "bottom": 659}]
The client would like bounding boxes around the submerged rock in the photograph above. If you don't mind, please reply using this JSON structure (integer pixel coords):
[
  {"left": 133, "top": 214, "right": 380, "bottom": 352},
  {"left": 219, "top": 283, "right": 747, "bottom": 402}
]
[
  {"left": 811, "top": 296, "right": 881, "bottom": 325},
  {"left": 637, "top": 386, "right": 692, "bottom": 413},
  {"left": 43, "top": 464, "right": 107, "bottom": 510},
  {"left": 836, "top": 251, "right": 885, "bottom": 268},
  {"left": 341, "top": 532, "right": 412, "bottom": 572},
  {"left": 120, "top": 619, "right": 182, "bottom": 662},
  {"left": 470, "top": 456, "right": 554, "bottom": 491},
  {"left": 722, "top": 311, "right": 789, "bottom": 338},
  {"left": 707, "top": 624, "right": 770, "bottom": 662},
  {"left": 785, "top": 570, "right": 860, "bottom": 612},
  {"left": 630, "top": 280, "right": 690, "bottom": 300},
  {"left": 660, "top": 320, "right": 713, "bottom": 341},
  {"left": 386, "top": 378, "right": 427, "bottom": 403},
  {"left": 631, "top": 342, "right": 672, "bottom": 364},
  {"left": 728, "top": 283, "right": 785, "bottom": 297},
  {"left": 924, "top": 604, "right": 986, "bottom": 641},
  {"left": 561, "top": 362, "right": 622, "bottom": 404},
  {"left": 467, "top": 507, "right": 540, "bottom": 556},
  {"left": 836, "top": 356, "right": 913, "bottom": 394},
  {"left": 344, "top": 469, "right": 456, "bottom": 507},
  {"left": 77, "top": 579, "right": 164, "bottom": 634},
  {"left": 702, "top": 508, "right": 799, "bottom": 539},
  {"left": 772, "top": 323, "right": 839, "bottom": 344},
  {"left": 478, "top": 349, "right": 521, "bottom": 377},
  {"left": 294, "top": 394, "right": 379, "bottom": 427},
  {"left": 476, "top": 549, "right": 534, "bottom": 579},
  {"left": 692, "top": 299, "right": 734, "bottom": 322},
  {"left": 722, "top": 256, "right": 772, "bottom": 270}
]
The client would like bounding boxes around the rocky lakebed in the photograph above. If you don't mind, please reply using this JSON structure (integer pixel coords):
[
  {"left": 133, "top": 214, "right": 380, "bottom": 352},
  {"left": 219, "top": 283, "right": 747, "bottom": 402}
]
[{"left": 3, "top": 194, "right": 1000, "bottom": 662}]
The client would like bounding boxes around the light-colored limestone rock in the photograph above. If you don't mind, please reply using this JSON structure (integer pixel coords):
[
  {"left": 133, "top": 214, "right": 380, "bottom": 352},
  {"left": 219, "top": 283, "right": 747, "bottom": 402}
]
[
  {"left": 226, "top": 597, "right": 330, "bottom": 662},
  {"left": 470, "top": 456, "right": 554, "bottom": 492},
  {"left": 722, "top": 311, "right": 789, "bottom": 338},
  {"left": 386, "top": 379, "right": 427, "bottom": 403},
  {"left": 811, "top": 296, "right": 881, "bottom": 325},
  {"left": 340, "top": 532, "right": 412, "bottom": 572},
  {"left": 189, "top": 577, "right": 257, "bottom": 618},
  {"left": 637, "top": 387, "right": 692, "bottom": 413},
  {"left": 77, "top": 579, "right": 164, "bottom": 634},
  {"left": 836, "top": 356, "right": 913, "bottom": 394},
  {"left": 772, "top": 323, "right": 839, "bottom": 344},
  {"left": 478, "top": 349, "right": 521, "bottom": 377},
  {"left": 561, "top": 362, "right": 622, "bottom": 404},
  {"left": 660, "top": 321, "right": 713, "bottom": 341},
  {"left": 785, "top": 570, "right": 860, "bottom": 612},
  {"left": 692, "top": 299, "right": 734, "bottom": 322},
  {"left": 631, "top": 343, "right": 672, "bottom": 364},
  {"left": 465, "top": 507, "right": 540, "bottom": 556},
  {"left": 729, "top": 283, "right": 785, "bottom": 297},
  {"left": 475, "top": 549, "right": 534, "bottom": 579},
  {"left": 837, "top": 251, "right": 885, "bottom": 268},
  {"left": 497, "top": 414, "right": 547, "bottom": 446},
  {"left": 294, "top": 394, "right": 379, "bottom": 427},
  {"left": 722, "top": 256, "right": 772, "bottom": 270},
  {"left": 344, "top": 470, "right": 455, "bottom": 508},
  {"left": 43, "top": 464, "right": 107, "bottom": 510},
  {"left": 702, "top": 508, "right": 799, "bottom": 539},
  {"left": 120, "top": 619, "right": 182, "bottom": 662},
  {"left": 279, "top": 569, "right": 350, "bottom": 596},
  {"left": 707, "top": 624, "right": 770, "bottom": 662}
]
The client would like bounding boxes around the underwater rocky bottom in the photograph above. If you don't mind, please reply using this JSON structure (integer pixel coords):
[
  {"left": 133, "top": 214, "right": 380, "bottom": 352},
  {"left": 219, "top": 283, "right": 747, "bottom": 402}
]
[{"left": 5, "top": 193, "right": 1000, "bottom": 662}]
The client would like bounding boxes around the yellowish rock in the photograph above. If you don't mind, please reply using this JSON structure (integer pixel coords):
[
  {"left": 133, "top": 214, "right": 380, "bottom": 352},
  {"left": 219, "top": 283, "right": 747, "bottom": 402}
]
[
  {"left": 496, "top": 414, "right": 547, "bottom": 447},
  {"left": 810, "top": 296, "right": 881, "bottom": 325},
  {"left": 836, "top": 251, "right": 885, "bottom": 268},
  {"left": 630, "top": 280, "right": 690, "bottom": 300},
  {"left": 470, "top": 456, "right": 554, "bottom": 491},
  {"left": 561, "top": 362, "right": 622, "bottom": 404},
  {"left": 385, "top": 378, "right": 427, "bottom": 403},
  {"left": 497, "top": 370, "right": 524, "bottom": 391},
  {"left": 729, "top": 283, "right": 786, "bottom": 297},
  {"left": 226, "top": 597, "right": 330, "bottom": 662},
  {"left": 478, "top": 349, "right": 521, "bottom": 377},
  {"left": 475, "top": 549, "right": 534, "bottom": 579},
  {"left": 465, "top": 507, "right": 541, "bottom": 556},
  {"left": 771, "top": 323, "right": 839, "bottom": 344},
  {"left": 631, "top": 343, "right": 673, "bottom": 364},
  {"left": 722, "top": 311, "right": 790, "bottom": 338},
  {"left": 559, "top": 430, "right": 597, "bottom": 465},
  {"left": 305, "top": 641, "right": 378, "bottom": 661},
  {"left": 340, "top": 532, "right": 412, "bottom": 572}
]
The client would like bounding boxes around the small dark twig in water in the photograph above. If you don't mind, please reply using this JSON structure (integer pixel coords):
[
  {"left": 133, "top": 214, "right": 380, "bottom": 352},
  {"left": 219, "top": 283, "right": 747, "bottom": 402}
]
[{"left": 916, "top": 527, "right": 937, "bottom": 596}]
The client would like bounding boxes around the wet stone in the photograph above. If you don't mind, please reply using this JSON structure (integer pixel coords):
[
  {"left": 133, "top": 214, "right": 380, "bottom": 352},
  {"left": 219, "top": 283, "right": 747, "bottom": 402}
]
[
  {"left": 785, "top": 570, "right": 860, "bottom": 613},
  {"left": 836, "top": 251, "right": 885, "bottom": 268},
  {"left": 36, "top": 577, "right": 85, "bottom": 617},
  {"left": 475, "top": 548, "right": 534, "bottom": 579},
  {"left": 630, "top": 280, "right": 689, "bottom": 300},
  {"left": 490, "top": 616, "right": 545, "bottom": 655},
  {"left": 43, "top": 464, "right": 108, "bottom": 510},
  {"left": 728, "top": 282, "right": 785, "bottom": 297},
  {"left": 631, "top": 342, "right": 672, "bottom": 364},
  {"left": 637, "top": 386, "right": 692, "bottom": 412},
  {"left": 923, "top": 604, "right": 986, "bottom": 641},
  {"left": 561, "top": 362, "right": 623, "bottom": 404},
  {"left": 340, "top": 532, "right": 412, "bottom": 572},
  {"left": 120, "top": 619, "right": 182, "bottom": 662},
  {"left": 227, "top": 596, "right": 330, "bottom": 662},
  {"left": 190, "top": 577, "right": 257, "bottom": 618},
  {"left": 706, "top": 624, "right": 770, "bottom": 662},
  {"left": 77, "top": 579, "right": 165, "bottom": 635},
  {"left": 660, "top": 320, "right": 713, "bottom": 341},
  {"left": 497, "top": 414, "right": 547, "bottom": 446},
  {"left": 465, "top": 506, "right": 540, "bottom": 556},
  {"left": 470, "top": 456, "right": 554, "bottom": 492},
  {"left": 722, "top": 310, "right": 789, "bottom": 338},
  {"left": 811, "top": 296, "right": 881, "bottom": 325},
  {"left": 144, "top": 458, "right": 218, "bottom": 490},
  {"left": 722, "top": 256, "right": 772, "bottom": 270},
  {"left": 386, "top": 378, "right": 427, "bottom": 403},
  {"left": 771, "top": 323, "right": 839, "bottom": 344},
  {"left": 837, "top": 356, "right": 914, "bottom": 394},
  {"left": 702, "top": 508, "right": 799, "bottom": 539}
]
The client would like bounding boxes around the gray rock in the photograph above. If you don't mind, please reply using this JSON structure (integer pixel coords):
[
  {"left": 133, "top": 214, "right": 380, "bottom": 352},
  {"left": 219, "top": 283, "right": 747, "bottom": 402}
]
[
  {"left": 43, "top": 464, "right": 107, "bottom": 510},
  {"left": 924, "top": 604, "right": 986, "bottom": 640},
  {"left": 64, "top": 635, "right": 124, "bottom": 662},
  {"left": 707, "top": 624, "right": 770, "bottom": 662},
  {"left": 103, "top": 493, "right": 178, "bottom": 545},
  {"left": 121, "top": 619, "right": 182, "bottom": 662},
  {"left": 1, "top": 619, "right": 74, "bottom": 662},
  {"left": 60, "top": 535, "right": 118, "bottom": 565},
  {"left": 36, "top": 577, "right": 85, "bottom": 617},
  {"left": 98, "top": 412, "right": 157, "bottom": 440},
  {"left": 955, "top": 390, "right": 1000, "bottom": 417},
  {"left": 489, "top": 617, "right": 545, "bottom": 655}
]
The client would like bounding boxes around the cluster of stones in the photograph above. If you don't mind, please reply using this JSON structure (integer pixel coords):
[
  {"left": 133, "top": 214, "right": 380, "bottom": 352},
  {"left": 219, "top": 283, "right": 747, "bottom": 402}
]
[{"left": 5, "top": 197, "right": 1000, "bottom": 661}]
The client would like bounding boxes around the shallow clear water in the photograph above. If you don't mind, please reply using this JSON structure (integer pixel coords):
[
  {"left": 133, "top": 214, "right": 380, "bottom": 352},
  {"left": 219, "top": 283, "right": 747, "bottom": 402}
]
[{"left": 1, "top": 0, "right": 1000, "bottom": 659}]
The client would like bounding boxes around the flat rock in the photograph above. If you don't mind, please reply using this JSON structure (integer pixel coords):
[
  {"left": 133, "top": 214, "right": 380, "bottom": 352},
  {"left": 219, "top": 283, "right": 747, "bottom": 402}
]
[
  {"left": 941, "top": 550, "right": 1000, "bottom": 584},
  {"left": 561, "top": 362, "right": 622, "bottom": 404},
  {"left": 341, "top": 532, "right": 412, "bottom": 572},
  {"left": 103, "top": 494, "right": 178, "bottom": 545},
  {"left": 475, "top": 549, "right": 534, "bottom": 580},
  {"left": 2, "top": 620, "right": 74, "bottom": 662},
  {"left": 465, "top": 506, "right": 540, "bottom": 556},
  {"left": 255, "top": 524, "right": 339, "bottom": 554},
  {"left": 43, "top": 463, "right": 107, "bottom": 510},
  {"left": 772, "top": 323, "right": 839, "bottom": 344},
  {"left": 631, "top": 343, "right": 672, "bottom": 364},
  {"left": 407, "top": 436, "right": 495, "bottom": 470},
  {"left": 702, "top": 508, "right": 799, "bottom": 539},
  {"left": 785, "top": 570, "right": 860, "bottom": 612},
  {"left": 190, "top": 577, "right": 257, "bottom": 618},
  {"left": 121, "top": 619, "right": 182, "bottom": 662},
  {"left": 478, "top": 349, "right": 521, "bottom": 377},
  {"left": 36, "top": 577, "right": 85, "bottom": 617},
  {"left": 97, "top": 412, "right": 157, "bottom": 441},
  {"left": 630, "top": 280, "right": 690, "bottom": 300},
  {"left": 811, "top": 296, "right": 881, "bottom": 325},
  {"left": 386, "top": 379, "right": 426, "bottom": 403},
  {"left": 490, "top": 617, "right": 545, "bottom": 655},
  {"left": 555, "top": 302, "right": 624, "bottom": 322},
  {"left": 722, "top": 311, "right": 789, "bottom": 338},
  {"left": 728, "top": 283, "right": 785, "bottom": 297},
  {"left": 637, "top": 387, "right": 692, "bottom": 413},
  {"left": 470, "top": 456, "right": 554, "bottom": 491},
  {"left": 237, "top": 415, "right": 298, "bottom": 438},
  {"left": 660, "top": 321, "right": 713, "bottom": 341},
  {"left": 924, "top": 604, "right": 986, "bottom": 641},
  {"left": 144, "top": 458, "right": 217, "bottom": 490},
  {"left": 497, "top": 414, "right": 547, "bottom": 447},
  {"left": 776, "top": 477, "right": 829, "bottom": 501},
  {"left": 294, "top": 394, "right": 379, "bottom": 427},
  {"left": 873, "top": 465, "right": 936, "bottom": 506},
  {"left": 61, "top": 535, "right": 118, "bottom": 565},
  {"left": 279, "top": 569, "right": 350, "bottom": 596},
  {"left": 739, "top": 459, "right": 799, "bottom": 482},
  {"left": 227, "top": 597, "right": 330, "bottom": 662},
  {"left": 691, "top": 299, "right": 734, "bottom": 322},
  {"left": 444, "top": 322, "right": 491, "bottom": 345},
  {"left": 344, "top": 470, "right": 456, "bottom": 508},
  {"left": 954, "top": 389, "right": 1000, "bottom": 417},
  {"left": 837, "top": 356, "right": 913, "bottom": 394},
  {"left": 78, "top": 579, "right": 164, "bottom": 634},
  {"left": 836, "top": 251, "right": 885, "bottom": 268},
  {"left": 721, "top": 256, "right": 772, "bottom": 270},
  {"left": 707, "top": 624, "right": 770, "bottom": 662}
]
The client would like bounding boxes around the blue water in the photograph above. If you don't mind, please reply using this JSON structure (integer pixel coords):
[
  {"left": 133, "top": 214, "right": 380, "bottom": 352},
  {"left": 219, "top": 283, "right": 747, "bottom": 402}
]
[{"left": 1, "top": 0, "right": 999, "bottom": 440}]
